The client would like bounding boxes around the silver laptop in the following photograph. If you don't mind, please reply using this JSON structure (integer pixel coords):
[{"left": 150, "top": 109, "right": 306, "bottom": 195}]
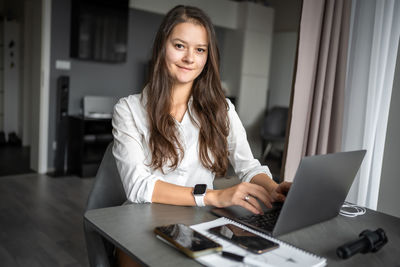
[{"left": 211, "top": 150, "right": 366, "bottom": 236}]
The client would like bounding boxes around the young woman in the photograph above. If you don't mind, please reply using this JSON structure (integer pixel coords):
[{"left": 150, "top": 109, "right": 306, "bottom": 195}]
[{"left": 112, "top": 5, "right": 290, "bottom": 220}]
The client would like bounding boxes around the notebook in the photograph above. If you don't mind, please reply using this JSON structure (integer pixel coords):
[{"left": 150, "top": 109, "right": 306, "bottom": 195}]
[
  {"left": 212, "top": 150, "right": 366, "bottom": 237},
  {"left": 191, "top": 217, "right": 327, "bottom": 267}
]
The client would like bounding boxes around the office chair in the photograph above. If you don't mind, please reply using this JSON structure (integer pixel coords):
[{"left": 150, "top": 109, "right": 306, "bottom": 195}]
[
  {"left": 84, "top": 142, "right": 127, "bottom": 267},
  {"left": 260, "top": 107, "right": 289, "bottom": 162}
]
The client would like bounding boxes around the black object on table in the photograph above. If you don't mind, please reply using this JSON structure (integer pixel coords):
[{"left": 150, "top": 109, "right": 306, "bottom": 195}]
[{"left": 336, "top": 228, "right": 388, "bottom": 259}]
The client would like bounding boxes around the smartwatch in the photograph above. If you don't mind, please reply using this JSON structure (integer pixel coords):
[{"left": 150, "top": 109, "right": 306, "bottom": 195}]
[{"left": 193, "top": 184, "right": 207, "bottom": 207}]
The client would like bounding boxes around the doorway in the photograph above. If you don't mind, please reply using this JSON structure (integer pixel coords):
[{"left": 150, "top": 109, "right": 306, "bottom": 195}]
[{"left": 0, "top": 0, "right": 50, "bottom": 176}]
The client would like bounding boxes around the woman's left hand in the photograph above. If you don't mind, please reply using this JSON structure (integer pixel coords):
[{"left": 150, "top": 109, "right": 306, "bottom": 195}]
[{"left": 270, "top": 181, "right": 292, "bottom": 202}]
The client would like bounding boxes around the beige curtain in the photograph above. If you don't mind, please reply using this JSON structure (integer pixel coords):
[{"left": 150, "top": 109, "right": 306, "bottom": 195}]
[{"left": 282, "top": 0, "right": 352, "bottom": 181}]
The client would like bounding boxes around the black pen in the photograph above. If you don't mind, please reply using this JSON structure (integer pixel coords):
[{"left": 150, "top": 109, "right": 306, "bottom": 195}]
[{"left": 221, "top": 251, "right": 272, "bottom": 267}]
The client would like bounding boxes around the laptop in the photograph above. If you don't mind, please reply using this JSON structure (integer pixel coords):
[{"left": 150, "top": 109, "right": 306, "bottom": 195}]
[{"left": 211, "top": 150, "right": 366, "bottom": 236}]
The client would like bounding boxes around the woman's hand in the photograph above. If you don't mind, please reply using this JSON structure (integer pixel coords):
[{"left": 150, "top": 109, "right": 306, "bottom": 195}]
[
  {"left": 269, "top": 181, "right": 292, "bottom": 203},
  {"left": 205, "top": 182, "right": 274, "bottom": 214},
  {"left": 249, "top": 174, "right": 292, "bottom": 204}
]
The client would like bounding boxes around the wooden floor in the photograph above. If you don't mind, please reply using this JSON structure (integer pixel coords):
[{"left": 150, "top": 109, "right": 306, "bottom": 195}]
[{"left": 0, "top": 173, "right": 94, "bottom": 267}]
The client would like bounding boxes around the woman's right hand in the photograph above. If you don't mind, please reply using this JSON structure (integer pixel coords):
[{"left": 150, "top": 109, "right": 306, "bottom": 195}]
[{"left": 205, "top": 182, "right": 274, "bottom": 214}]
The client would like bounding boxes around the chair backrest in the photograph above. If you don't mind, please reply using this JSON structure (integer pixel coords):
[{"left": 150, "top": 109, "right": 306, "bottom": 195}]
[
  {"left": 84, "top": 142, "right": 127, "bottom": 267},
  {"left": 86, "top": 142, "right": 126, "bottom": 210},
  {"left": 261, "top": 107, "right": 289, "bottom": 138}
]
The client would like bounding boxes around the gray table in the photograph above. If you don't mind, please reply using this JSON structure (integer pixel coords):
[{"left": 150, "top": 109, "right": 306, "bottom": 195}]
[{"left": 84, "top": 204, "right": 400, "bottom": 266}]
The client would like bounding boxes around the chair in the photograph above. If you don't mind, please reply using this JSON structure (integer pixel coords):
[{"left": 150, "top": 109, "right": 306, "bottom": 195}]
[
  {"left": 260, "top": 107, "right": 289, "bottom": 162},
  {"left": 84, "top": 142, "right": 127, "bottom": 267}
]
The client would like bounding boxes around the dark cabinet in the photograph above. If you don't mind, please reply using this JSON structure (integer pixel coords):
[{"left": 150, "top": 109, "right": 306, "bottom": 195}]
[{"left": 68, "top": 115, "right": 113, "bottom": 177}]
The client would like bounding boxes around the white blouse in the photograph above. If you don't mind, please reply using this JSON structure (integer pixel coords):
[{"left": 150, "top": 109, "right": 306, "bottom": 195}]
[{"left": 112, "top": 92, "right": 272, "bottom": 203}]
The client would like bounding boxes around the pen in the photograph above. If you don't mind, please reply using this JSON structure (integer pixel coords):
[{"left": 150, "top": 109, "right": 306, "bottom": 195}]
[{"left": 221, "top": 251, "right": 273, "bottom": 267}]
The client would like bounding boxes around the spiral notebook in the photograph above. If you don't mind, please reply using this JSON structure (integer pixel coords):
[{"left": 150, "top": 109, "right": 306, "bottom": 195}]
[{"left": 191, "top": 217, "right": 326, "bottom": 267}]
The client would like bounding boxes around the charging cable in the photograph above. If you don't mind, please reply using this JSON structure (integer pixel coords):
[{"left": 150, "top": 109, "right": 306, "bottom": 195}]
[{"left": 339, "top": 202, "right": 366, "bottom": 217}]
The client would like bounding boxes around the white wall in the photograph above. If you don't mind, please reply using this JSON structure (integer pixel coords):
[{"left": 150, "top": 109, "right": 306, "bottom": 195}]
[
  {"left": 268, "top": 32, "right": 297, "bottom": 108},
  {"left": 267, "top": 0, "right": 301, "bottom": 111},
  {"left": 219, "top": 28, "right": 242, "bottom": 98},
  {"left": 3, "top": 20, "right": 21, "bottom": 137},
  {"left": 22, "top": 0, "right": 33, "bottom": 146},
  {"left": 377, "top": 41, "right": 400, "bottom": 218},
  {"left": 236, "top": 3, "right": 274, "bottom": 135}
]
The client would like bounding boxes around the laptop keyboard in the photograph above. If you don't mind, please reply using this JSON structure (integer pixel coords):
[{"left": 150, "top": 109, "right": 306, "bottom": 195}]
[{"left": 237, "top": 209, "right": 281, "bottom": 232}]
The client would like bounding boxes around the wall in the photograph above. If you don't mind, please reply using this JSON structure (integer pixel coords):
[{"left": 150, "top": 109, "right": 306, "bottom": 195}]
[
  {"left": 266, "top": 0, "right": 301, "bottom": 110},
  {"left": 3, "top": 0, "right": 24, "bottom": 20},
  {"left": 48, "top": 0, "right": 164, "bottom": 170},
  {"left": 130, "top": 0, "right": 238, "bottom": 30},
  {"left": 377, "top": 41, "right": 400, "bottom": 218},
  {"left": 1, "top": 0, "right": 24, "bottom": 136},
  {"left": 22, "top": 0, "right": 32, "bottom": 146},
  {"left": 218, "top": 27, "right": 242, "bottom": 98},
  {"left": 235, "top": 3, "right": 274, "bottom": 158},
  {"left": 268, "top": 32, "right": 298, "bottom": 108},
  {"left": 26, "top": 0, "right": 42, "bottom": 171},
  {"left": 269, "top": 0, "right": 302, "bottom": 32}
]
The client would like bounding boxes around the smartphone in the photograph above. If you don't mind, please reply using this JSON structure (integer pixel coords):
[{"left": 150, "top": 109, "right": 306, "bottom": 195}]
[
  {"left": 154, "top": 223, "right": 222, "bottom": 258},
  {"left": 209, "top": 224, "right": 279, "bottom": 254}
]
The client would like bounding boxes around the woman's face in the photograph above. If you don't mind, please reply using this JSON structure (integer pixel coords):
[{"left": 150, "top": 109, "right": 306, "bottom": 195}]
[{"left": 165, "top": 22, "right": 209, "bottom": 88}]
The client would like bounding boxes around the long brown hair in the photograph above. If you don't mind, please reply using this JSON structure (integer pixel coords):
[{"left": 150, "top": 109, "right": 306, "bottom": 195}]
[{"left": 145, "top": 5, "right": 229, "bottom": 176}]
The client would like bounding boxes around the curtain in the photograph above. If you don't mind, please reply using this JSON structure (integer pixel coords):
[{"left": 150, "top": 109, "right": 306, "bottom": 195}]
[
  {"left": 283, "top": 0, "right": 352, "bottom": 181},
  {"left": 342, "top": 0, "right": 400, "bottom": 210}
]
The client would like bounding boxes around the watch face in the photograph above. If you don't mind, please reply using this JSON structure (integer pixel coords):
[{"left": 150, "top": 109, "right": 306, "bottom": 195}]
[{"left": 194, "top": 184, "right": 207, "bottom": 195}]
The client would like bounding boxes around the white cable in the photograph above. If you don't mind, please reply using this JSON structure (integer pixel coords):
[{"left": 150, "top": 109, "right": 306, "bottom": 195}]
[{"left": 339, "top": 202, "right": 366, "bottom": 217}]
